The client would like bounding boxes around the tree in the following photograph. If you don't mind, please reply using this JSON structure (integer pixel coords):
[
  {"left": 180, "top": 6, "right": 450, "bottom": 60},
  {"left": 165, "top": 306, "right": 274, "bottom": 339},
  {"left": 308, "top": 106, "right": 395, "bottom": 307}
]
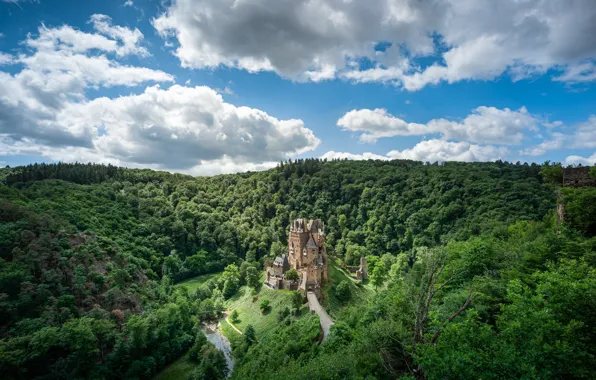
[
  {"left": 539, "top": 161, "right": 563, "bottom": 185},
  {"left": 290, "top": 291, "right": 303, "bottom": 309},
  {"left": 370, "top": 261, "right": 387, "bottom": 289},
  {"left": 230, "top": 310, "right": 239, "bottom": 323},
  {"left": 245, "top": 265, "right": 260, "bottom": 289},
  {"left": 285, "top": 269, "right": 299, "bottom": 281},
  {"left": 260, "top": 299, "right": 270, "bottom": 313},
  {"left": 334, "top": 280, "right": 352, "bottom": 301},
  {"left": 244, "top": 325, "right": 257, "bottom": 346},
  {"left": 221, "top": 264, "right": 241, "bottom": 298}
]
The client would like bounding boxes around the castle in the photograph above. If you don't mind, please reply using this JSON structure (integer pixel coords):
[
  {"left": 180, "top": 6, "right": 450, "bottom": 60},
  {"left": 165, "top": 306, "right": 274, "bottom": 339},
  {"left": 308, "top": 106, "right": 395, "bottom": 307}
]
[{"left": 265, "top": 218, "right": 328, "bottom": 298}]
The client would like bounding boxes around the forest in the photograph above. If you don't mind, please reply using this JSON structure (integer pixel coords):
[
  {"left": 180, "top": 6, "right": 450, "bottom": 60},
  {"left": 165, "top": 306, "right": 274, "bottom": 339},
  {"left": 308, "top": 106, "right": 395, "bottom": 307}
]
[{"left": 0, "top": 159, "right": 595, "bottom": 379}]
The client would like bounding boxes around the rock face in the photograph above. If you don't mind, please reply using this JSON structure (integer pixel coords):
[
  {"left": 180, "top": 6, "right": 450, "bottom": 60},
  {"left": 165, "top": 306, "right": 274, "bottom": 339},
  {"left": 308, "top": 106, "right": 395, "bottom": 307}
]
[
  {"left": 563, "top": 167, "right": 596, "bottom": 187},
  {"left": 265, "top": 218, "right": 328, "bottom": 298}
]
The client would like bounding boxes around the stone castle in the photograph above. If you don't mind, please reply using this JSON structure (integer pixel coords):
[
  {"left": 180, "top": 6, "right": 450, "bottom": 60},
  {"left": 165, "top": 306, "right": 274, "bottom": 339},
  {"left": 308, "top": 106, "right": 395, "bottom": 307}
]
[{"left": 265, "top": 218, "right": 328, "bottom": 298}]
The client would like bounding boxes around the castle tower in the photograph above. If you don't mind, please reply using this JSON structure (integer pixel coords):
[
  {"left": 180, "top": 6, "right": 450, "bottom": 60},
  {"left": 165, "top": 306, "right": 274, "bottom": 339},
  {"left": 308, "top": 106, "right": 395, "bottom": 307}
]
[{"left": 286, "top": 218, "right": 328, "bottom": 295}]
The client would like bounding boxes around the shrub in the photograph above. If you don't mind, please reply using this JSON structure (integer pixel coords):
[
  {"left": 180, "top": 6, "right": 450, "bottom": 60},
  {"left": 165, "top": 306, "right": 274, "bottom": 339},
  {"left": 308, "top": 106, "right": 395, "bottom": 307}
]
[{"left": 260, "top": 299, "right": 270, "bottom": 313}]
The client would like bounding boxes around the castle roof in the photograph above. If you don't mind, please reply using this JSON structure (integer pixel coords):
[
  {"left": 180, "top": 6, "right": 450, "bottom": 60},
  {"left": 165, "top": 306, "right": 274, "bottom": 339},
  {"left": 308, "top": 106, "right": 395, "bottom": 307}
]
[{"left": 306, "top": 235, "right": 318, "bottom": 249}]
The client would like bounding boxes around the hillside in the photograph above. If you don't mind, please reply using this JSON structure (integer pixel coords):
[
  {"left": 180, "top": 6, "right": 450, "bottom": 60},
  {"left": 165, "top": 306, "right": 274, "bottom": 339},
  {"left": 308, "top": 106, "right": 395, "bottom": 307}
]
[{"left": 1, "top": 160, "right": 595, "bottom": 379}]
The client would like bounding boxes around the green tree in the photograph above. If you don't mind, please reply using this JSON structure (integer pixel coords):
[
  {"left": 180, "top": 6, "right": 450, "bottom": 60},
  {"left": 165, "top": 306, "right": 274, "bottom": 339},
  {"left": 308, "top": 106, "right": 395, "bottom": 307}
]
[
  {"left": 244, "top": 324, "right": 257, "bottom": 346},
  {"left": 230, "top": 310, "right": 239, "bottom": 323},
  {"left": 370, "top": 261, "right": 387, "bottom": 289},
  {"left": 333, "top": 280, "right": 351, "bottom": 301},
  {"left": 221, "top": 264, "right": 241, "bottom": 298},
  {"left": 290, "top": 291, "right": 303, "bottom": 309},
  {"left": 260, "top": 299, "right": 270, "bottom": 313},
  {"left": 285, "top": 269, "right": 299, "bottom": 281},
  {"left": 245, "top": 265, "right": 260, "bottom": 289},
  {"left": 539, "top": 161, "right": 563, "bottom": 185}
]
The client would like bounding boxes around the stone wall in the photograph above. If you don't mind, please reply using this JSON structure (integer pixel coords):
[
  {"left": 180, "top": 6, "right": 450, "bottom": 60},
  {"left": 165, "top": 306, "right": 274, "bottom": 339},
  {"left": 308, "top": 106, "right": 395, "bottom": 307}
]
[{"left": 563, "top": 167, "right": 596, "bottom": 187}]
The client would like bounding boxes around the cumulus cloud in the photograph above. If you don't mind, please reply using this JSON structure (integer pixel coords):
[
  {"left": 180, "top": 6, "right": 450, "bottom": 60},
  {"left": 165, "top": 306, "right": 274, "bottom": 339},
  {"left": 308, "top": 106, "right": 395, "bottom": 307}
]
[
  {"left": 0, "top": 52, "right": 13, "bottom": 65},
  {"left": 321, "top": 151, "right": 388, "bottom": 161},
  {"left": 65, "top": 84, "right": 319, "bottom": 170},
  {"left": 337, "top": 106, "right": 538, "bottom": 145},
  {"left": 0, "top": 16, "right": 320, "bottom": 174},
  {"left": 153, "top": 0, "right": 596, "bottom": 89},
  {"left": 386, "top": 140, "right": 509, "bottom": 162},
  {"left": 564, "top": 153, "right": 596, "bottom": 166},
  {"left": 520, "top": 116, "right": 596, "bottom": 156},
  {"left": 322, "top": 140, "right": 507, "bottom": 163}
]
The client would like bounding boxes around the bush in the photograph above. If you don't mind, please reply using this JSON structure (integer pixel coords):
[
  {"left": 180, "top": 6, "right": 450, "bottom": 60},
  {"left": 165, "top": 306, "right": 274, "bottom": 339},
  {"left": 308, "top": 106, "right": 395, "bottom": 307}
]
[
  {"left": 260, "top": 299, "right": 270, "bottom": 313},
  {"left": 285, "top": 269, "right": 299, "bottom": 281},
  {"left": 334, "top": 280, "right": 352, "bottom": 302},
  {"left": 230, "top": 310, "right": 239, "bottom": 323},
  {"left": 277, "top": 307, "right": 290, "bottom": 322}
]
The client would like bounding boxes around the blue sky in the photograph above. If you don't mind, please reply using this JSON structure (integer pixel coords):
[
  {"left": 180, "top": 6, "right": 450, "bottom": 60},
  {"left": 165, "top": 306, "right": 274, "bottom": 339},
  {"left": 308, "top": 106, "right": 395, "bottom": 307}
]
[{"left": 1, "top": 0, "right": 595, "bottom": 174}]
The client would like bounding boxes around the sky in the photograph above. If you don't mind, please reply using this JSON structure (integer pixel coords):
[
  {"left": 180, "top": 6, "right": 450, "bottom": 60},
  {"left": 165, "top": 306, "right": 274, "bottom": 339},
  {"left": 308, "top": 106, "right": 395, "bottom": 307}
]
[{"left": 0, "top": 0, "right": 595, "bottom": 175}]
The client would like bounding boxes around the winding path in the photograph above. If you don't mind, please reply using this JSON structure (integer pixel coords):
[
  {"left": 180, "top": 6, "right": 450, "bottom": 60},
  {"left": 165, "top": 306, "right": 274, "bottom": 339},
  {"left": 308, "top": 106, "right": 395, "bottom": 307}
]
[
  {"left": 224, "top": 313, "right": 243, "bottom": 335},
  {"left": 306, "top": 292, "right": 334, "bottom": 341}
]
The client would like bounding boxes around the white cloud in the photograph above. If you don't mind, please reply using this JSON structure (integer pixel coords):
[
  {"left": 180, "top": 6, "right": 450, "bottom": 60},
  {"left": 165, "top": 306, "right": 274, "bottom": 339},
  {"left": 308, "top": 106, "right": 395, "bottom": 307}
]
[
  {"left": 554, "top": 62, "right": 596, "bottom": 83},
  {"left": 321, "top": 151, "right": 388, "bottom": 161},
  {"left": 520, "top": 116, "right": 596, "bottom": 156},
  {"left": 321, "top": 140, "right": 507, "bottom": 163},
  {"left": 123, "top": 0, "right": 133, "bottom": 7},
  {"left": 0, "top": 52, "right": 13, "bottom": 65},
  {"left": 387, "top": 140, "right": 508, "bottom": 162},
  {"left": 337, "top": 106, "right": 537, "bottom": 145},
  {"left": 0, "top": 17, "right": 319, "bottom": 174},
  {"left": 153, "top": 0, "right": 596, "bottom": 89},
  {"left": 564, "top": 153, "right": 596, "bottom": 166},
  {"left": 66, "top": 84, "right": 319, "bottom": 170}
]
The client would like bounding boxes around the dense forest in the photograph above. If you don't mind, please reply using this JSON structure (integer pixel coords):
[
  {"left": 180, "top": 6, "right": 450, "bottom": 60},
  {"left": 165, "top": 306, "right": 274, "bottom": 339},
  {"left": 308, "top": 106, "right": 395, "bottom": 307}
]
[{"left": 0, "top": 160, "right": 595, "bottom": 379}]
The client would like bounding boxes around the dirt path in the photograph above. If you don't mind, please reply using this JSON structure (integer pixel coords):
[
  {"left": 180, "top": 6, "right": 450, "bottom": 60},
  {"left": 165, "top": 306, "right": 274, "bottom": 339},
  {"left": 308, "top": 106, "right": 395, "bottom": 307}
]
[
  {"left": 224, "top": 313, "right": 243, "bottom": 335},
  {"left": 306, "top": 292, "right": 334, "bottom": 341}
]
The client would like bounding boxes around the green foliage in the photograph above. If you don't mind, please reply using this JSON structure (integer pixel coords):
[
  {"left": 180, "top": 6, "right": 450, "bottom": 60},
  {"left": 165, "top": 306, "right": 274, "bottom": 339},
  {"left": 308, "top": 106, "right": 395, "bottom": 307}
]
[
  {"left": 259, "top": 299, "right": 270, "bottom": 313},
  {"left": 539, "top": 161, "right": 563, "bottom": 185},
  {"left": 243, "top": 325, "right": 257, "bottom": 346},
  {"left": 562, "top": 187, "right": 596, "bottom": 235},
  {"left": 245, "top": 265, "right": 260, "bottom": 289},
  {"left": 290, "top": 291, "right": 303, "bottom": 309},
  {"left": 0, "top": 160, "right": 579, "bottom": 379},
  {"left": 230, "top": 310, "right": 239, "bottom": 323},
  {"left": 333, "top": 280, "right": 352, "bottom": 302},
  {"left": 188, "top": 342, "right": 228, "bottom": 380},
  {"left": 370, "top": 261, "right": 387, "bottom": 289},
  {"left": 284, "top": 269, "right": 299, "bottom": 281},
  {"left": 221, "top": 264, "right": 241, "bottom": 298},
  {"left": 590, "top": 165, "right": 596, "bottom": 179}
]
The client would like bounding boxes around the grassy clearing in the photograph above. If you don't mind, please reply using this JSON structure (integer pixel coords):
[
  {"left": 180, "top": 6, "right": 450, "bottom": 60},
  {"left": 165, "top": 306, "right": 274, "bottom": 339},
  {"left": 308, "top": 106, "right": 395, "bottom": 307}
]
[
  {"left": 177, "top": 272, "right": 221, "bottom": 292},
  {"left": 225, "top": 284, "right": 304, "bottom": 340},
  {"left": 153, "top": 355, "right": 195, "bottom": 380},
  {"left": 322, "top": 260, "right": 374, "bottom": 318},
  {"left": 221, "top": 319, "right": 244, "bottom": 350}
]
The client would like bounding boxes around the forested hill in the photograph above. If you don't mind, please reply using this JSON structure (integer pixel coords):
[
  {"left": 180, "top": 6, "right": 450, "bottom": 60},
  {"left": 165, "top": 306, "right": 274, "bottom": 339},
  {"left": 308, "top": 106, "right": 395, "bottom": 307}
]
[
  {"left": 2, "top": 159, "right": 554, "bottom": 271},
  {"left": 3, "top": 159, "right": 594, "bottom": 380}
]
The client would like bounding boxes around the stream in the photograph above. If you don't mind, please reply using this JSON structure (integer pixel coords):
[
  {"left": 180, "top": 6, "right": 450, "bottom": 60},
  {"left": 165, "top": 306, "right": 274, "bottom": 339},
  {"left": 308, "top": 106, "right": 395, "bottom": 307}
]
[{"left": 201, "top": 319, "right": 235, "bottom": 377}]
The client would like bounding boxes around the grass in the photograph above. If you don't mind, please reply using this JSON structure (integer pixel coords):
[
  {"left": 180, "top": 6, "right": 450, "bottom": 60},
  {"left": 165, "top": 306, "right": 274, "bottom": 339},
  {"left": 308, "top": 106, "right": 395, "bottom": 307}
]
[
  {"left": 225, "top": 284, "right": 304, "bottom": 340},
  {"left": 322, "top": 260, "right": 374, "bottom": 318},
  {"left": 153, "top": 355, "right": 195, "bottom": 380},
  {"left": 177, "top": 272, "right": 222, "bottom": 292},
  {"left": 221, "top": 319, "right": 244, "bottom": 350}
]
